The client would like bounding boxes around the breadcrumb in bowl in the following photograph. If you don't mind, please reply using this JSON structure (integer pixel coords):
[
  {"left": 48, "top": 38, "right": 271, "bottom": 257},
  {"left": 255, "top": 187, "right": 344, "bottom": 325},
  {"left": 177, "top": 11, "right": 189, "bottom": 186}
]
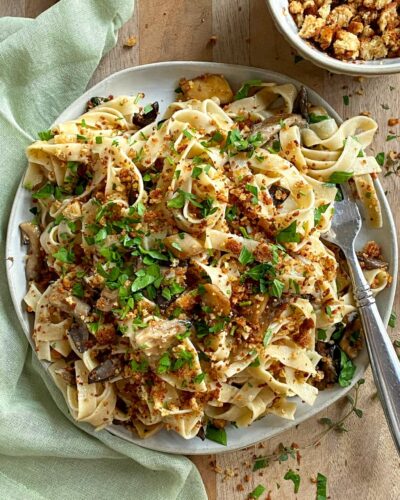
[{"left": 266, "top": 0, "right": 400, "bottom": 76}]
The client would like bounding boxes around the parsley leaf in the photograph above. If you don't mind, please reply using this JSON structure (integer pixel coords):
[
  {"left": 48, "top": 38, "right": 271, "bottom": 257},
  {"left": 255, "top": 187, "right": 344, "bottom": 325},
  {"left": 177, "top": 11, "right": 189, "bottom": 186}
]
[
  {"left": 263, "top": 328, "right": 273, "bottom": 346},
  {"left": 269, "top": 278, "right": 284, "bottom": 298},
  {"left": 157, "top": 352, "right": 171, "bottom": 374},
  {"left": 284, "top": 469, "right": 300, "bottom": 494},
  {"left": 205, "top": 424, "right": 227, "bottom": 446},
  {"left": 249, "top": 484, "right": 266, "bottom": 499},
  {"left": 309, "top": 113, "right": 329, "bottom": 123},
  {"left": 314, "top": 203, "right": 329, "bottom": 226},
  {"left": 343, "top": 95, "right": 350, "bottom": 106},
  {"left": 71, "top": 282, "right": 84, "bottom": 298},
  {"left": 38, "top": 130, "right": 54, "bottom": 141},
  {"left": 234, "top": 79, "right": 262, "bottom": 101},
  {"left": 338, "top": 350, "right": 356, "bottom": 387},
  {"left": 253, "top": 458, "right": 268, "bottom": 471},
  {"left": 238, "top": 246, "right": 254, "bottom": 266},
  {"left": 53, "top": 247, "right": 75, "bottom": 264},
  {"left": 316, "top": 473, "right": 327, "bottom": 500},
  {"left": 328, "top": 171, "right": 353, "bottom": 183},
  {"left": 246, "top": 183, "right": 259, "bottom": 204},
  {"left": 276, "top": 221, "right": 301, "bottom": 244},
  {"left": 375, "top": 152, "right": 385, "bottom": 166},
  {"left": 32, "top": 183, "right": 53, "bottom": 199},
  {"left": 389, "top": 311, "right": 397, "bottom": 328}
]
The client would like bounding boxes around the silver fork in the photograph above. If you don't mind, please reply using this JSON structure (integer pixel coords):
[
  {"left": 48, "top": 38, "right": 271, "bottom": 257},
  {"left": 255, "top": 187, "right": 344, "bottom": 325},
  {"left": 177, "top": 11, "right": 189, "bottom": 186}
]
[{"left": 323, "top": 183, "right": 400, "bottom": 455}]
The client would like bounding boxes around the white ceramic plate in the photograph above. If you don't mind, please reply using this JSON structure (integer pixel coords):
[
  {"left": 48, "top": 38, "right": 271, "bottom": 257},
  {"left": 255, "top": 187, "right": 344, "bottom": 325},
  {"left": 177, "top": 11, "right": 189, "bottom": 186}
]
[
  {"left": 266, "top": 0, "right": 400, "bottom": 76},
  {"left": 6, "top": 61, "right": 398, "bottom": 455}
]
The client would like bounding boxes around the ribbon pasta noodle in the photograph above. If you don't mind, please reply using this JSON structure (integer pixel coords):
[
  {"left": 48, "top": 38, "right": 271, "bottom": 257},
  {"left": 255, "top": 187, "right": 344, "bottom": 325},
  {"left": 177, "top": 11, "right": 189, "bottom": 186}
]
[{"left": 21, "top": 75, "right": 389, "bottom": 441}]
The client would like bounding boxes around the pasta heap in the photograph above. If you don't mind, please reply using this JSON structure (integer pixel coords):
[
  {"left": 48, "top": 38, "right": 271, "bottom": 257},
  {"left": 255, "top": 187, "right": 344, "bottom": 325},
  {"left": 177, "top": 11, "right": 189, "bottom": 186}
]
[{"left": 22, "top": 75, "right": 389, "bottom": 441}]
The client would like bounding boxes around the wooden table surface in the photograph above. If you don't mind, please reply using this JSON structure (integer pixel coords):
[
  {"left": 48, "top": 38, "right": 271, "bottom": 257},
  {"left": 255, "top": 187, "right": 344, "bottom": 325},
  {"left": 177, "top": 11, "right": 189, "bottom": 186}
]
[{"left": 3, "top": 0, "right": 400, "bottom": 498}]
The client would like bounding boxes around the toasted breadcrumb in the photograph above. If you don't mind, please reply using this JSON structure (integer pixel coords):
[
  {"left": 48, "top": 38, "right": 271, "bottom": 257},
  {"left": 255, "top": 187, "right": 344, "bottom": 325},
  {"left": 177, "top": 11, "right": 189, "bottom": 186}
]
[{"left": 289, "top": 0, "right": 400, "bottom": 61}]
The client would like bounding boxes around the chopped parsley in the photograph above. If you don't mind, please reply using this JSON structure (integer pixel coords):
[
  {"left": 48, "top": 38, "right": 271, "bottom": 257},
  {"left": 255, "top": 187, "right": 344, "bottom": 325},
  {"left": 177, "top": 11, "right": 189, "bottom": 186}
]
[
  {"left": 328, "top": 171, "right": 353, "bottom": 183},
  {"left": 316, "top": 473, "right": 327, "bottom": 500},
  {"left": 253, "top": 458, "right": 268, "bottom": 471},
  {"left": 225, "top": 205, "right": 238, "bottom": 222},
  {"left": 205, "top": 424, "right": 227, "bottom": 446},
  {"left": 234, "top": 79, "right": 262, "bottom": 101},
  {"left": 314, "top": 204, "right": 329, "bottom": 226},
  {"left": 276, "top": 221, "right": 301, "bottom": 244},
  {"left": 238, "top": 246, "right": 254, "bottom": 266},
  {"left": 53, "top": 247, "right": 75, "bottom": 264},
  {"left": 375, "top": 152, "right": 385, "bottom": 167},
  {"left": 71, "top": 282, "right": 84, "bottom": 298},
  {"left": 389, "top": 311, "right": 397, "bottom": 328},
  {"left": 249, "top": 484, "right": 266, "bottom": 499},
  {"left": 343, "top": 95, "right": 350, "bottom": 106},
  {"left": 263, "top": 328, "right": 273, "bottom": 346},
  {"left": 32, "top": 183, "right": 53, "bottom": 199},
  {"left": 38, "top": 130, "right": 54, "bottom": 141},
  {"left": 338, "top": 350, "right": 356, "bottom": 387},
  {"left": 246, "top": 183, "right": 259, "bottom": 204},
  {"left": 309, "top": 113, "right": 329, "bottom": 123},
  {"left": 284, "top": 469, "right": 300, "bottom": 494}
]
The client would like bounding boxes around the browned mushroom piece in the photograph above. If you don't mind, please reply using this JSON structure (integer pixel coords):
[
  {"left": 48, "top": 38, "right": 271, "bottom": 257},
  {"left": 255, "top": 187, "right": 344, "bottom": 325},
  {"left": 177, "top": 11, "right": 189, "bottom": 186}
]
[
  {"left": 248, "top": 113, "right": 307, "bottom": 146},
  {"left": 293, "top": 85, "right": 310, "bottom": 121},
  {"left": 201, "top": 283, "right": 231, "bottom": 316},
  {"left": 356, "top": 252, "right": 388, "bottom": 270},
  {"left": 269, "top": 184, "right": 291, "bottom": 207},
  {"left": 88, "top": 358, "right": 123, "bottom": 384},
  {"left": 68, "top": 322, "right": 90, "bottom": 353},
  {"left": 54, "top": 366, "right": 76, "bottom": 385},
  {"left": 132, "top": 101, "right": 159, "bottom": 127},
  {"left": 179, "top": 74, "right": 234, "bottom": 104},
  {"left": 314, "top": 341, "right": 341, "bottom": 390},
  {"left": 20, "top": 221, "right": 41, "bottom": 281},
  {"left": 339, "top": 316, "right": 362, "bottom": 360}
]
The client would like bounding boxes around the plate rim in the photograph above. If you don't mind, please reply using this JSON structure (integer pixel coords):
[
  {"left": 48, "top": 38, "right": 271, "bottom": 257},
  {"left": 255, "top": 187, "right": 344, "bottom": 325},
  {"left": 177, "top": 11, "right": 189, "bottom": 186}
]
[{"left": 6, "top": 60, "right": 398, "bottom": 455}]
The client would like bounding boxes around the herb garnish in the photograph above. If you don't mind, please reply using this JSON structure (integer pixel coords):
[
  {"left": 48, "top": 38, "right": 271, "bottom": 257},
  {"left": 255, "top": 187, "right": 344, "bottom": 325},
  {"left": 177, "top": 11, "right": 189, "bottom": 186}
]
[
  {"left": 205, "top": 424, "right": 227, "bottom": 446},
  {"left": 234, "top": 79, "right": 262, "bottom": 101},
  {"left": 284, "top": 469, "right": 300, "bottom": 493}
]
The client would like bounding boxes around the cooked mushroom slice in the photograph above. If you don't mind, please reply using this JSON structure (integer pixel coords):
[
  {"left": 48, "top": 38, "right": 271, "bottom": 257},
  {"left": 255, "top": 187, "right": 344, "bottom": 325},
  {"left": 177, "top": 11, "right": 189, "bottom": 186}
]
[
  {"left": 179, "top": 74, "right": 234, "bottom": 104},
  {"left": 135, "top": 319, "right": 192, "bottom": 356},
  {"left": 269, "top": 184, "right": 291, "bottom": 207},
  {"left": 132, "top": 101, "right": 159, "bottom": 127},
  {"left": 293, "top": 85, "right": 309, "bottom": 121},
  {"left": 88, "top": 358, "right": 123, "bottom": 384},
  {"left": 96, "top": 287, "right": 119, "bottom": 312},
  {"left": 85, "top": 95, "right": 112, "bottom": 111},
  {"left": 163, "top": 233, "right": 203, "bottom": 259},
  {"left": 20, "top": 221, "right": 41, "bottom": 281},
  {"left": 314, "top": 341, "right": 341, "bottom": 390},
  {"left": 340, "top": 316, "right": 362, "bottom": 360},
  {"left": 356, "top": 252, "right": 388, "bottom": 270},
  {"left": 68, "top": 322, "right": 90, "bottom": 353},
  {"left": 196, "top": 425, "right": 206, "bottom": 441},
  {"left": 248, "top": 113, "right": 306, "bottom": 146},
  {"left": 54, "top": 366, "right": 75, "bottom": 385},
  {"left": 201, "top": 283, "right": 231, "bottom": 316}
]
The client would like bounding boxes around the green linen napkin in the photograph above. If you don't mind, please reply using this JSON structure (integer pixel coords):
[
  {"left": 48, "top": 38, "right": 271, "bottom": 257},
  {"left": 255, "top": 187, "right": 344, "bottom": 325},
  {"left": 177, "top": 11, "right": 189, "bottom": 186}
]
[{"left": 0, "top": 2, "right": 207, "bottom": 499}]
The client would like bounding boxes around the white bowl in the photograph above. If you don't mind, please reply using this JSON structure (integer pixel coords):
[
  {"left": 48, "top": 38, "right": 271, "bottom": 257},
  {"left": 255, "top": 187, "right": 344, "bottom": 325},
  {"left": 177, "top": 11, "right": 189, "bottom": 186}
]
[
  {"left": 6, "top": 61, "right": 398, "bottom": 455},
  {"left": 266, "top": 0, "right": 400, "bottom": 76}
]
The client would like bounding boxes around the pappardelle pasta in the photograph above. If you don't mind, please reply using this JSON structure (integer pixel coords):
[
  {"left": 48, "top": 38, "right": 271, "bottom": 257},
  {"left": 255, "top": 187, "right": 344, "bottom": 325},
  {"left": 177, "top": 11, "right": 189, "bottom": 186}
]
[{"left": 21, "top": 74, "right": 390, "bottom": 442}]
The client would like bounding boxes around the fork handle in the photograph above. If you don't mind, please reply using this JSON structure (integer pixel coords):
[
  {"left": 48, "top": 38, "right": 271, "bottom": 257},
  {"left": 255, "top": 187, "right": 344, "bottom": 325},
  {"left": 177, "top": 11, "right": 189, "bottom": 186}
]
[{"left": 347, "top": 250, "right": 400, "bottom": 455}]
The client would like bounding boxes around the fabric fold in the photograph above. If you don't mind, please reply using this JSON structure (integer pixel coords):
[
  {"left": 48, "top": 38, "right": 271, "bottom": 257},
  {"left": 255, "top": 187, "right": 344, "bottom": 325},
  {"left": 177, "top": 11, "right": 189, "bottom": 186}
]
[{"left": 0, "top": 1, "right": 207, "bottom": 499}]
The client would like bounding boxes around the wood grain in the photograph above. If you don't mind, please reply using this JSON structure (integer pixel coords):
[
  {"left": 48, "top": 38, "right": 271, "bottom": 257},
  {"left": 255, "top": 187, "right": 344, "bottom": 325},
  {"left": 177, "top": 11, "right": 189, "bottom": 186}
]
[{"left": 1, "top": 1, "right": 399, "bottom": 498}]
